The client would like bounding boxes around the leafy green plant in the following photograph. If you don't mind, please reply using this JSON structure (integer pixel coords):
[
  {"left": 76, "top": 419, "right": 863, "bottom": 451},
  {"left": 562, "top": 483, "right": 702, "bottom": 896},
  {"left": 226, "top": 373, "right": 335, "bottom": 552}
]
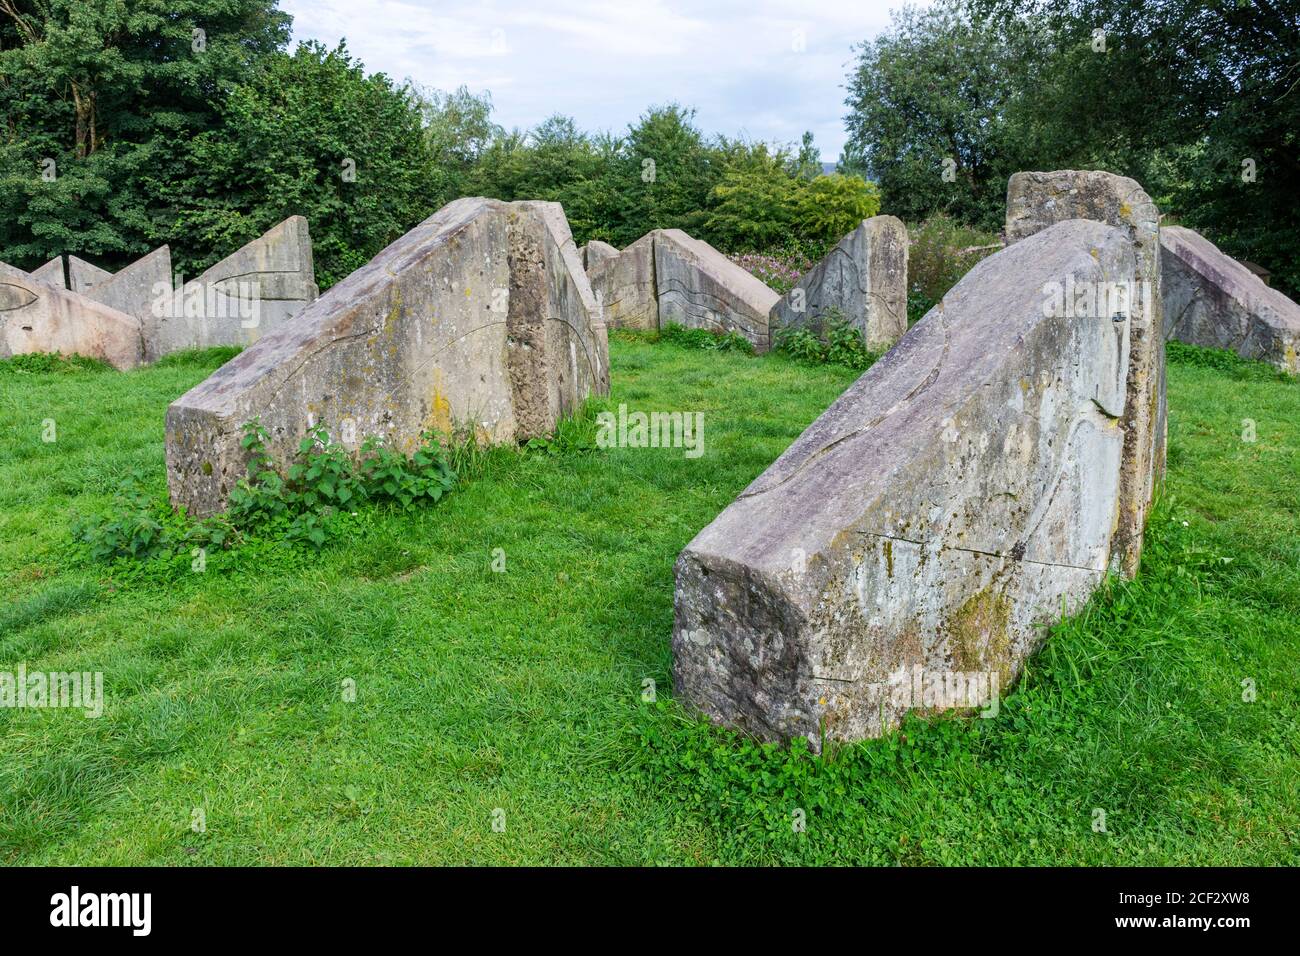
[
  {"left": 1166, "top": 341, "right": 1294, "bottom": 383},
  {"left": 71, "top": 471, "right": 173, "bottom": 561},
  {"left": 906, "top": 216, "right": 1002, "bottom": 323},
  {"left": 0, "top": 352, "right": 112, "bottom": 375},
  {"left": 75, "top": 420, "right": 459, "bottom": 562},
  {"left": 772, "top": 315, "right": 882, "bottom": 372},
  {"left": 659, "top": 322, "right": 755, "bottom": 354}
]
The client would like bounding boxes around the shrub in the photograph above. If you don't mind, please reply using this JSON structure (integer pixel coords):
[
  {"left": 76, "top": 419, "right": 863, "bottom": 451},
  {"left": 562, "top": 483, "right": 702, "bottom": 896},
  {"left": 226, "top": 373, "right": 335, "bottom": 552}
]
[
  {"left": 772, "top": 313, "right": 883, "bottom": 372},
  {"left": 907, "top": 216, "right": 1002, "bottom": 323},
  {"left": 659, "top": 322, "right": 755, "bottom": 354},
  {"left": 74, "top": 421, "right": 458, "bottom": 561},
  {"left": 730, "top": 246, "right": 815, "bottom": 295},
  {"left": 798, "top": 173, "right": 882, "bottom": 245}
]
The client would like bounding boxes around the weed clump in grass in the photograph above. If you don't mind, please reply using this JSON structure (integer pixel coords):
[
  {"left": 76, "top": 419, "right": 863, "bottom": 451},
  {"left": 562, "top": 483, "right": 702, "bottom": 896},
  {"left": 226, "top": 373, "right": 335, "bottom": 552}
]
[
  {"left": 0, "top": 352, "right": 112, "bottom": 375},
  {"left": 772, "top": 313, "right": 883, "bottom": 372},
  {"left": 73, "top": 420, "right": 458, "bottom": 561},
  {"left": 658, "top": 322, "right": 755, "bottom": 354}
]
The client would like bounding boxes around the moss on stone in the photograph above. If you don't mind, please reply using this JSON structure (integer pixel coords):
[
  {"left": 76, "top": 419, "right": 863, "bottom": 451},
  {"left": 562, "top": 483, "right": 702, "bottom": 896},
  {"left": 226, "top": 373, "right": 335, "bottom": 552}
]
[{"left": 947, "top": 587, "right": 1011, "bottom": 675}]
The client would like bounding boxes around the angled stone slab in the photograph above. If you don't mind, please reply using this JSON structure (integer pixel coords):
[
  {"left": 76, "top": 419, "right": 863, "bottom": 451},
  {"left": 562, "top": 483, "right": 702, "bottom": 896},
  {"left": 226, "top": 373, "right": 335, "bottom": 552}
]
[
  {"left": 673, "top": 220, "right": 1137, "bottom": 746},
  {"left": 1162, "top": 225, "right": 1300, "bottom": 374},
  {"left": 1006, "top": 169, "right": 1164, "bottom": 577},
  {"left": 30, "top": 257, "right": 66, "bottom": 288},
  {"left": 149, "top": 216, "right": 319, "bottom": 361},
  {"left": 165, "top": 198, "right": 609, "bottom": 517},
  {"left": 68, "top": 256, "right": 114, "bottom": 294},
  {"left": 587, "top": 233, "right": 658, "bottom": 332},
  {"left": 581, "top": 240, "right": 619, "bottom": 271},
  {"left": 654, "top": 229, "right": 780, "bottom": 352},
  {"left": 0, "top": 258, "right": 65, "bottom": 288},
  {"left": 76, "top": 246, "right": 173, "bottom": 346},
  {"left": 0, "top": 269, "right": 143, "bottom": 369},
  {"left": 771, "top": 216, "right": 909, "bottom": 351}
]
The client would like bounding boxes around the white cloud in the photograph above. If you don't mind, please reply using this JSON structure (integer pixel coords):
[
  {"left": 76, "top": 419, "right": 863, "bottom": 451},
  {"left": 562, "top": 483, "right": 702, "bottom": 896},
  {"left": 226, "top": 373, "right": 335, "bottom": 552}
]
[{"left": 280, "top": 0, "right": 921, "bottom": 160}]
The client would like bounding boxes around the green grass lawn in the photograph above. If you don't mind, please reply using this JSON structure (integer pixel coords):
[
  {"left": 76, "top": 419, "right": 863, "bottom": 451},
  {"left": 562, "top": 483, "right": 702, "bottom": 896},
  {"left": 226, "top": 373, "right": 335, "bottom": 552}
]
[{"left": 0, "top": 337, "right": 1296, "bottom": 865}]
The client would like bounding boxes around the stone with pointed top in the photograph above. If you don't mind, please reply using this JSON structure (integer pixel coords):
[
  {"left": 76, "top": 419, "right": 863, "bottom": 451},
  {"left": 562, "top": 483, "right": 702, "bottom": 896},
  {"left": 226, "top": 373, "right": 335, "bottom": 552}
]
[
  {"left": 0, "top": 266, "right": 143, "bottom": 369},
  {"left": 771, "top": 216, "right": 909, "bottom": 351},
  {"left": 165, "top": 198, "right": 608, "bottom": 517},
  {"left": 1162, "top": 225, "right": 1300, "bottom": 374},
  {"left": 673, "top": 219, "right": 1139, "bottom": 747},
  {"left": 1005, "top": 169, "right": 1165, "bottom": 577},
  {"left": 654, "top": 229, "right": 779, "bottom": 351}
]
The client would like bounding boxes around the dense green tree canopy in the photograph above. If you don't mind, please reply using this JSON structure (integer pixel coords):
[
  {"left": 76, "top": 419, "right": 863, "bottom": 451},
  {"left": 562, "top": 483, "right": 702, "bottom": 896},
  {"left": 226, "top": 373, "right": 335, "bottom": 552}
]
[
  {"left": 846, "top": 0, "right": 1300, "bottom": 292},
  {"left": 3, "top": 0, "right": 1292, "bottom": 296}
]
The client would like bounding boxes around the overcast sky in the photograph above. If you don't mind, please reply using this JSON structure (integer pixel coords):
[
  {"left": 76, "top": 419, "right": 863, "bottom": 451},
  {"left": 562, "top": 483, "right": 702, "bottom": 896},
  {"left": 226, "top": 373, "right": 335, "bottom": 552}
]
[{"left": 280, "top": 0, "right": 919, "bottom": 162}]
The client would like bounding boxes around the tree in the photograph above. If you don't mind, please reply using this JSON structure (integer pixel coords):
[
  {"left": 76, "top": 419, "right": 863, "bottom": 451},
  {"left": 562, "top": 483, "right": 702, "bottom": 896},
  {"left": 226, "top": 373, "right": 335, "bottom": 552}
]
[
  {"left": 611, "top": 104, "right": 715, "bottom": 244},
  {"left": 171, "top": 41, "right": 442, "bottom": 287},
  {"left": 974, "top": 0, "right": 1300, "bottom": 294},
  {"left": 843, "top": 0, "right": 1022, "bottom": 230},
  {"left": 0, "top": 0, "right": 291, "bottom": 268}
]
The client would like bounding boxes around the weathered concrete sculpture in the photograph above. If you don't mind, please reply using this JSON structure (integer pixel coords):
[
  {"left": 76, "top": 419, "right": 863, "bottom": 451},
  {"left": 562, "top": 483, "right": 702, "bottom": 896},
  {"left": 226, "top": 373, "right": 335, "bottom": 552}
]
[
  {"left": 655, "top": 230, "right": 780, "bottom": 351},
  {"left": 581, "top": 240, "right": 619, "bottom": 272},
  {"left": 0, "top": 268, "right": 143, "bottom": 369},
  {"left": 30, "top": 257, "right": 66, "bottom": 288},
  {"left": 75, "top": 247, "right": 173, "bottom": 342},
  {"left": 67, "top": 256, "right": 114, "bottom": 294},
  {"left": 1162, "top": 225, "right": 1299, "bottom": 374},
  {"left": 673, "top": 219, "right": 1141, "bottom": 746},
  {"left": 770, "top": 216, "right": 909, "bottom": 351},
  {"left": 149, "top": 217, "right": 319, "bottom": 361},
  {"left": 1006, "top": 169, "right": 1164, "bottom": 576},
  {"left": 166, "top": 198, "right": 609, "bottom": 517},
  {"left": 586, "top": 233, "right": 658, "bottom": 332}
]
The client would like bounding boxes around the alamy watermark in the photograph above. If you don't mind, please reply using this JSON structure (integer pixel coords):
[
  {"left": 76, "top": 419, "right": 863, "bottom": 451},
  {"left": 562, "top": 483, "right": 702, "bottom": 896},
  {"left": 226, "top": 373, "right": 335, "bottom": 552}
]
[
  {"left": 151, "top": 275, "right": 262, "bottom": 329},
  {"left": 1042, "top": 276, "right": 1153, "bottom": 322},
  {"left": 0, "top": 665, "right": 103, "bottom": 718},
  {"left": 596, "top": 403, "right": 704, "bottom": 458},
  {"left": 887, "top": 664, "right": 1000, "bottom": 717}
]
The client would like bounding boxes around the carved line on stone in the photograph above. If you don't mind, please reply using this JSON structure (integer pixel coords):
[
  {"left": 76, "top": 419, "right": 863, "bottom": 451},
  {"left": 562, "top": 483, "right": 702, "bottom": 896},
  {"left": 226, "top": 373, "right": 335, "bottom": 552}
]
[
  {"left": 657, "top": 278, "right": 761, "bottom": 334},
  {"left": 813, "top": 246, "right": 869, "bottom": 296},
  {"left": 853, "top": 530, "right": 1106, "bottom": 575},
  {"left": 211, "top": 272, "right": 312, "bottom": 301},
  {"left": 0, "top": 283, "right": 39, "bottom": 312},
  {"left": 344, "top": 318, "right": 509, "bottom": 416},
  {"left": 545, "top": 313, "right": 603, "bottom": 385},
  {"left": 739, "top": 312, "right": 951, "bottom": 499}
]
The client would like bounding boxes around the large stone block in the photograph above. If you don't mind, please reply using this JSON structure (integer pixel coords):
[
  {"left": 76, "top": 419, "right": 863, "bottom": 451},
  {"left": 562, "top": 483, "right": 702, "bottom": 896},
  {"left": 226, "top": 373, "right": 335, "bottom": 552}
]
[
  {"left": 30, "top": 257, "right": 66, "bottom": 288},
  {"left": 76, "top": 247, "right": 173, "bottom": 344},
  {"left": 770, "top": 216, "right": 909, "bottom": 351},
  {"left": 166, "top": 198, "right": 608, "bottom": 517},
  {"left": 148, "top": 217, "right": 318, "bottom": 361},
  {"left": 587, "top": 233, "right": 658, "bottom": 332},
  {"left": 654, "top": 229, "right": 780, "bottom": 352},
  {"left": 0, "top": 268, "right": 143, "bottom": 369},
  {"left": 1162, "top": 225, "right": 1300, "bottom": 373},
  {"left": 581, "top": 240, "right": 619, "bottom": 271},
  {"left": 1006, "top": 169, "right": 1163, "bottom": 576},
  {"left": 67, "top": 256, "right": 114, "bottom": 294},
  {"left": 673, "top": 220, "right": 1138, "bottom": 746}
]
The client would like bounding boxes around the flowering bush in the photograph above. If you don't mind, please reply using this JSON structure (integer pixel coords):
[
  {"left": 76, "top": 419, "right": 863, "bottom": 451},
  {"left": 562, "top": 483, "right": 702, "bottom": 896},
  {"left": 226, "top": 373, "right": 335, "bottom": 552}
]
[{"left": 729, "top": 248, "right": 814, "bottom": 295}]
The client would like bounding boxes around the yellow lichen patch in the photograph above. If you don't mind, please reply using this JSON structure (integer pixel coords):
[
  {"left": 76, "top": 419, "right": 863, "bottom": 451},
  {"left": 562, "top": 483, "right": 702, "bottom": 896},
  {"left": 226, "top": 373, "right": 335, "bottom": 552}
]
[
  {"left": 420, "top": 369, "right": 454, "bottom": 439},
  {"left": 947, "top": 587, "right": 1012, "bottom": 676},
  {"left": 1118, "top": 201, "right": 1132, "bottom": 219}
]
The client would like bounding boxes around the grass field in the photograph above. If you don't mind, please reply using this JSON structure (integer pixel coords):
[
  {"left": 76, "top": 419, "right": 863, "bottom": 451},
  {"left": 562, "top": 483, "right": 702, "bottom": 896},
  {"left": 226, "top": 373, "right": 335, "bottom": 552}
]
[{"left": 0, "top": 336, "right": 1297, "bottom": 865}]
